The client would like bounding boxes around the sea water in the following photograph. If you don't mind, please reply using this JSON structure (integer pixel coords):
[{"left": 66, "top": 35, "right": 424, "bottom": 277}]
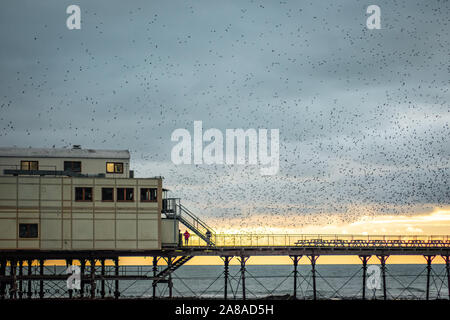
[
  {"left": 118, "top": 264, "right": 448, "bottom": 300},
  {"left": 16, "top": 264, "right": 449, "bottom": 300}
]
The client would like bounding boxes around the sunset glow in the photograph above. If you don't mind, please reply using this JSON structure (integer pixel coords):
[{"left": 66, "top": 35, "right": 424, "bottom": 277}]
[{"left": 208, "top": 207, "right": 450, "bottom": 236}]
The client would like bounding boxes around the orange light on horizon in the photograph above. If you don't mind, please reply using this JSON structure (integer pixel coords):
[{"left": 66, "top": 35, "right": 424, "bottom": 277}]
[{"left": 208, "top": 207, "right": 450, "bottom": 237}]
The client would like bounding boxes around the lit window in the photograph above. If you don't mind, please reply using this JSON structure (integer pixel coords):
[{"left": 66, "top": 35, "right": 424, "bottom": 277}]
[
  {"left": 117, "top": 188, "right": 134, "bottom": 201},
  {"left": 106, "top": 162, "right": 123, "bottom": 173},
  {"left": 19, "top": 224, "right": 38, "bottom": 238},
  {"left": 141, "top": 188, "right": 157, "bottom": 202},
  {"left": 21, "top": 161, "right": 38, "bottom": 171},
  {"left": 75, "top": 187, "right": 93, "bottom": 201}
]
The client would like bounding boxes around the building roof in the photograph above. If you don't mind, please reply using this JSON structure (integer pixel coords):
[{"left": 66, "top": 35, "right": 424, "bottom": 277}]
[{"left": 0, "top": 147, "right": 130, "bottom": 160}]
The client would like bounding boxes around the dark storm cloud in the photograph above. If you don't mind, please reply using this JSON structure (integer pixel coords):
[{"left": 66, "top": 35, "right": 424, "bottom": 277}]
[{"left": 0, "top": 0, "right": 449, "bottom": 219}]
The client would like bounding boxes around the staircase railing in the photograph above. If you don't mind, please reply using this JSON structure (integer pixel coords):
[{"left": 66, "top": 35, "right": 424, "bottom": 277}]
[
  {"left": 156, "top": 256, "right": 193, "bottom": 279},
  {"left": 162, "top": 198, "right": 216, "bottom": 246}
]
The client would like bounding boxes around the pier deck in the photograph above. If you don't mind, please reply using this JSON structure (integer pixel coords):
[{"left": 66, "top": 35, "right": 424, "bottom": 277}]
[{"left": 1, "top": 234, "right": 449, "bottom": 300}]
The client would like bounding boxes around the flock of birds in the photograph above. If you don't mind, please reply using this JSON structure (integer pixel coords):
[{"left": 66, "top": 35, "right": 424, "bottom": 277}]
[{"left": 0, "top": 1, "right": 448, "bottom": 232}]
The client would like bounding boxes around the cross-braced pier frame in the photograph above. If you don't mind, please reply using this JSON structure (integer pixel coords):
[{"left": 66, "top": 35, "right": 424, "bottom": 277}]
[{"left": 0, "top": 234, "right": 449, "bottom": 300}]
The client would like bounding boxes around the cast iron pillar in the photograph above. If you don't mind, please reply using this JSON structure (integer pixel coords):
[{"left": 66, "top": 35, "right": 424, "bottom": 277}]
[
  {"left": 114, "top": 257, "right": 120, "bottom": 299},
  {"left": 0, "top": 258, "right": 6, "bottom": 299},
  {"left": 27, "top": 259, "right": 32, "bottom": 299},
  {"left": 238, "top": 256, "right": 249, "bottom": 300},
  {"left": 290, "top": 255, "right": 302, "bottom": 299},
  {"left": 221, "top": 256, "right": 232, "bottom": 300},
  {"left": 443, "top": 255, "right": 450, "bottom": 300},
  {"left": 39, "top": 259, "right": 44, "bottom": 299},
  {"left": 308, "top": 255, "right": 319, "bottom": 300},
  {"left": 167, "top": 257, "right": 173, "bottom": 298},
  {"left": 100, "top": 259, "right": 105, "bottom": 299},
  {"left": 152, "top": 256, "right": 159, "bottom": 299},
  {"left": 424, "top": 255, "right": 435, "bottom": 300},
  {"left": 80, "top": 259, "right": 86, "bottom": 298},
  {"left": 377, "top": 255, "right": 388, "bottom": 300},
  {"left": 359, "top": 255, "right": 371, "bottom": 300},
  {"left": 90, "top": 258, "right": 96, "bottom": 299},
  {"left": 9, "top": 259, "right": 17, "bottom": 299},
  {"left": 18, "top": 260, "right": 23, "bottom": 299}
]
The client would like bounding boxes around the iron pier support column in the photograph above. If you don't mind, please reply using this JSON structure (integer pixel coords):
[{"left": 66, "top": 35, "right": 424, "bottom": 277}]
[
  {"left": 167, "top": 257, "right": 173, "bottom": 298},
  {"left": 359, "top": 255, "right": 371, "bottom": 300},
  {"left": 39, "top": 259, "right": 44, "bottom": 299},
  {"left": 377, "top": 255, "right": 388, "bottom": 300},
  {"left": 152, "top": 256, "right": 159, "bottom": 299},
  {"left": 424, "top": 255, "right": 435, "bottom": 300},
  {"left": 0, "top": 258, "right": 6, "bottom": 299},
  {"left": 308, "top": 255, "right": 319, "bottom": 300},
  {"left": 221, "top": 256, "right": 232, "bottom": 300},
  {"left": 18, "top": 260, "right": 23, "bottom": 299},
  {"left": 80, "top": 259, "right": 86, "bottom": 298},
  {"left": 443, "top": 255, "right": 450, "bottom": 300},
  {"left": 27, "top": 259, "right": 32, "bottom": 299},
  {"left": 90, "top": 258, "right": 96, "bottom": 299},
  {"left": 114, "top": 257, "right": 120, "bottom": 299},
  {"left": 239, "top": 256, "right": 249, "bottom": 300},
  {"left": 9, "top": 259, "right": 17, "bottom": 299},
  {"left": 100, "top": 259, "right": 105, "bottom": 299},
  {"left": 290, "top": 255, "right": 302, "bottom": 299}
]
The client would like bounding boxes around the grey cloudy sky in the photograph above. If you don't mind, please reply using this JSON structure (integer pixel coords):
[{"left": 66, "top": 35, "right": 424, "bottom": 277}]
[{"left": 0, "top": 0, "right": 449, "bottom": 228}]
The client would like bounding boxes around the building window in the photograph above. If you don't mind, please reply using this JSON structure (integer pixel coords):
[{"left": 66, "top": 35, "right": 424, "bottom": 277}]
[
  {"left": 102, "top": 188, "right": 114, "bottom": 201},
  {"left": 21, "top": 161, "right": 38, "bottom": 171},
  {"left": 19, "top": 224, "right": 38, "bottom": 238},
  {"left": 64, "top": 161, "right": 81, "bottom": 172},
  {"left": 141, "top": 188, "right": 157, "bottom": 202},
  {"left": 117, "top": 188, "right": 134, "bottom": 201},
  {"left": 106, "top": 162, "right": 124, "bottom": 174},
  {"left": 75, "top": 187, "right": 93, "bottom": 201}
]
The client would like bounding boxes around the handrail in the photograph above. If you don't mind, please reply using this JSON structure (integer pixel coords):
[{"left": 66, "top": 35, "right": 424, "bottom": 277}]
[
  {"left": 0, "top": 164, "right": 57, "bottom": 170},
  {"left": 162, "top": 198, "right": 216, "bottom": 245},
  {"left": 179, "top": 204, "right": 215, "bottom": 235},
  {"left": 181, "top": 233, "right": 450, "bottom": 247}
]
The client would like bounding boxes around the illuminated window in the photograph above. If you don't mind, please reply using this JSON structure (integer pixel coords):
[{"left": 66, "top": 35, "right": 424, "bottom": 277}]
[
  {"left": 106, "top": 162, "right": 123, "bottom": 173},
  {"left": 75, "top": 187, "right": 93, "bottom": 201},
  {"left": 117, "top": 188, "right": 134, "bottom": 201},
  {"left": 21, "top": 161, "right": 38, "bottom": 171},
  {"left": 64, "top": 161, "right": 81, "bottom": 172},
  {"left": 19, "top": 224, "right": 38, "bottom": 238},
  {"left": 141, "top": 188, "right": 157, "bottom": 202},
  {"left": 102, "top": 188, "right": 114, "bottom": 201}
]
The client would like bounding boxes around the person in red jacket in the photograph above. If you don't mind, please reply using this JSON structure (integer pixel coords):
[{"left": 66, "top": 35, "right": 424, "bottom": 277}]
[{"left": 183, "top": 230, "right": 190, "bottom": 245}]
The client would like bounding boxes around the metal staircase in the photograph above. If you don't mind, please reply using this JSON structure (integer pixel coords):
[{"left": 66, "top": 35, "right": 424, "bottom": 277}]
[
  {"left": 162, "top": 198, "right": 216, "bottom": 246},
  {"left": 156, "top": 256, "right": 193, "bottom": 279}
]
